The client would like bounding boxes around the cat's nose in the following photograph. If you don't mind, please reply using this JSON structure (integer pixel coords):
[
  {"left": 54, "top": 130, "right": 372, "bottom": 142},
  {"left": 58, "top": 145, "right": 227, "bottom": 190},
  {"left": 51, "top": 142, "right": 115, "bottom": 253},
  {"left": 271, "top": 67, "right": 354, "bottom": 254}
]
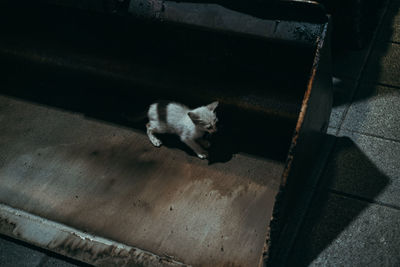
[{"left": 209, "top": 126, "right": 217, "bottom": 133}]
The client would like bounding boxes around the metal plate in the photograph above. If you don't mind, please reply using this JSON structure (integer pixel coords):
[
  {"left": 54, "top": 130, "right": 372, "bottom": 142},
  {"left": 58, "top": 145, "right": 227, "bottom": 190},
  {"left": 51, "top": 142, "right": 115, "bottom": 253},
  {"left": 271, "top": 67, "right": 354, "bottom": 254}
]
[{"left": 0, "top": 95, "right": 283, "bottom": 266}]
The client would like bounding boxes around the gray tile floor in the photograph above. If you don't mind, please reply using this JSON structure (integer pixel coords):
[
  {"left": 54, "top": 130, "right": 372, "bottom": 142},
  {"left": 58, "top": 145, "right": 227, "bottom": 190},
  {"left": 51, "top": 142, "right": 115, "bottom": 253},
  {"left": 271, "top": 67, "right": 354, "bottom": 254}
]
[
  {"left": 289, "top": 0, "right": 400, "bottom": 266},
  {"left": 1, "top": 0, "right": 400, "bottom": 266}
]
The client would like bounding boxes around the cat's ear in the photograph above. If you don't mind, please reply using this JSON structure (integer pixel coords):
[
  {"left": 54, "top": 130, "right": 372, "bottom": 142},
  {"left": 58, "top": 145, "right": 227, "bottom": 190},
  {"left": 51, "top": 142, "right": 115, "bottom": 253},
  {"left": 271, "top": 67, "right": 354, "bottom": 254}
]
[
  {"left": 188, "top": 111, "right": 202, "bottom": 125},
  {"left": 207, "top": 101, "right": 219, "bottom": 112}
]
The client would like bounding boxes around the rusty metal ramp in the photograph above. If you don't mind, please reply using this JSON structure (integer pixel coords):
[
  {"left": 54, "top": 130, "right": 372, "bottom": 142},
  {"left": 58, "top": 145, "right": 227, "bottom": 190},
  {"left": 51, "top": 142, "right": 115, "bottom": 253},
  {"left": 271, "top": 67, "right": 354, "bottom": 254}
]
[{"left": 0, "top": 1, "right": 332, "bottom": 266}]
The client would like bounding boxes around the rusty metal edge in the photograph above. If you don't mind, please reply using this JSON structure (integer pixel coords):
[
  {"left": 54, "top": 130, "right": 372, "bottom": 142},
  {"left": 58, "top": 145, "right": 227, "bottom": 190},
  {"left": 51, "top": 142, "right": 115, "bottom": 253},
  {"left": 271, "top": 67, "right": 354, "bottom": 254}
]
[
  {"left": 264, "top": 16, "right": 333, "bottom": 266},
  {"left": 281, "top": 21, "right": 331, "bottom": 187},
  {"left": 0, "top": 203, "right": 190, "bottom": 267}
]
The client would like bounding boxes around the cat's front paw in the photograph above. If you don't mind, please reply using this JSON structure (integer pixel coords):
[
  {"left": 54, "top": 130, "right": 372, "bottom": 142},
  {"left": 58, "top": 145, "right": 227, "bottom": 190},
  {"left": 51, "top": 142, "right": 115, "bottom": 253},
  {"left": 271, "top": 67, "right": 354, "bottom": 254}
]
[
  {"left": 150, "top": 138, "right": 162, "bottom": 147},
  {"left": 197, "top": 152, "right": 208, "bottom": 159}
]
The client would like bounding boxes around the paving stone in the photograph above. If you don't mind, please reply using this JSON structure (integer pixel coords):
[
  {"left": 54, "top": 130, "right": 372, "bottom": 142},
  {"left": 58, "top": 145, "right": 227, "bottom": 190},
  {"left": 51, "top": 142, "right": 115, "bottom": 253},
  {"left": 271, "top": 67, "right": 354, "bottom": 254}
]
[
  {"left": 323, "top": 130, "right": 400, "bottom": 207},
  {"left": 378, "top": 0, "right": 400, "bottom": 43},
  {"left": 341, "top": 83, "right": 400, "bottom": 140},
  {"left": 289, "top": 192, "right": 400, "bottom": 267},
  {"left": 0, "top": 236, "right": 46, "bottom": 267},
  {"left": 362, "top": 42, "right": 400, "bottom": 87},
  {"left": 329, "top": 79, "right": 357, "bottom": 129}
]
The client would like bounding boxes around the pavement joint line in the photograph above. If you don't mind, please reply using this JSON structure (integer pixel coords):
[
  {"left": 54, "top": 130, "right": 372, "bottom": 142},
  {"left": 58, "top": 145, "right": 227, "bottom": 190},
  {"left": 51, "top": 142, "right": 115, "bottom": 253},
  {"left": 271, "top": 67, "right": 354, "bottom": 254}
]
[
  {"left": 338, "top": 0, "right": 391, "bottom": 133},
  {"left": 328, "top": 189, "right": 400, "bottom": 212},
  {"left": 338, "top": 128, "right": 400, "bottom": 143}
]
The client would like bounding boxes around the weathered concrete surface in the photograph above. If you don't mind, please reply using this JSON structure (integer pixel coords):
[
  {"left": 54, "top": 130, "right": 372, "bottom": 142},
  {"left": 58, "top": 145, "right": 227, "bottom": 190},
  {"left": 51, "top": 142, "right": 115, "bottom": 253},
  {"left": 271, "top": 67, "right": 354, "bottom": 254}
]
[{"left": 0, "top": 95, "right": 282, "bottom": 266}]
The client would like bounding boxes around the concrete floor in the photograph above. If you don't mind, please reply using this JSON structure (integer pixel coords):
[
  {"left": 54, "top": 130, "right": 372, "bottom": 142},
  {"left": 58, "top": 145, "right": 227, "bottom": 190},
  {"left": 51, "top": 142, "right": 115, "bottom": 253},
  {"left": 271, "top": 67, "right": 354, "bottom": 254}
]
[{"left": 1, "top": 0, "right": 400, "bottom": 266}]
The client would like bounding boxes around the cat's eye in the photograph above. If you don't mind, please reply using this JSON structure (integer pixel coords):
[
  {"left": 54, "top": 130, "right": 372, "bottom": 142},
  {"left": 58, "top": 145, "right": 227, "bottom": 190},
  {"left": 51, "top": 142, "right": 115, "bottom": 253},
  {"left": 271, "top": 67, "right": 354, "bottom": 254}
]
[{"left": 206, "top": 125, "right": 213, "bottom": 129}]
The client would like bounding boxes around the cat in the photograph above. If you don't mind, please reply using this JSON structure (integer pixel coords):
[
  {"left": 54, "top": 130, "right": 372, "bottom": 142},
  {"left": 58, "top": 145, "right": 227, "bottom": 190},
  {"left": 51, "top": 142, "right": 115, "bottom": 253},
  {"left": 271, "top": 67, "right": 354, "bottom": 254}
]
[{"left": 146, "top": 101, "right": 218, "bottom": 159}]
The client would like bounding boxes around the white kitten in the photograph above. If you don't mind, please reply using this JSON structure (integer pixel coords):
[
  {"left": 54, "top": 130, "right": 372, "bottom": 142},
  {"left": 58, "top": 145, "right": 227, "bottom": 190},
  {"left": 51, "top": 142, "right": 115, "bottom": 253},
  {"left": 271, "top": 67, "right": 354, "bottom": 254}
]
[{"left": 146, "top": 101, "right": 219, "bottom": 159}]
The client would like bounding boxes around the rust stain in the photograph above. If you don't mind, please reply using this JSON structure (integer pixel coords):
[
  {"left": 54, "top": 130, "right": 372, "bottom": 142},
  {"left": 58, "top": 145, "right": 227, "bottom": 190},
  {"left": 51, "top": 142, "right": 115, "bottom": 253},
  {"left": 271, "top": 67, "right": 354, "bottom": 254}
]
[
  {"left": 50, "top": 234, "right": 188, "bottom": 266},
  {"left": 267, "top": 22, "right": 330, "bottom": 266},
  {"left": 0, "top": 217, "right": 17, "bottom": 234},
  {"left": 281, "top": 33, "right": 322, "bottom": 186}
]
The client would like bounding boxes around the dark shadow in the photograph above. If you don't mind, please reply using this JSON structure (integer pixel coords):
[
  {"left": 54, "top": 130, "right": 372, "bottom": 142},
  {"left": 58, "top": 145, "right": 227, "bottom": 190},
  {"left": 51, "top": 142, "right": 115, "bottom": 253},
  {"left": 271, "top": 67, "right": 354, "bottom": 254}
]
[
  {"left": 0, "top": 72, "right": 295, "bottom": 164},
  {"left": 323, "top": 0, "right": 384, "bottom": 50},
  {"left": 0, "top": 2, "right": 311, "bottom": 164},
  {"left": 328, "top": 0, "right": 388, "bottom": 85},
  {"left": 331, "top": 0, "right": 397, "bottom": 105},
  {"left": 287, "top": 135, "right": 389, "bottom": 266},
  {"left": 352, "top": 0, "right": 400, "bottom": 104}
]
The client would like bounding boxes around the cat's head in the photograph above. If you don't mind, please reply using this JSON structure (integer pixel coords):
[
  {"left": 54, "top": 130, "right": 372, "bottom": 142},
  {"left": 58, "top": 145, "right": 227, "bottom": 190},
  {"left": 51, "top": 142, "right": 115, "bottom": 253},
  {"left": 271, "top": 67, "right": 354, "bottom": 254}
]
[{"left": 188, "top": 101, "right": 219, "bottom": 133}]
